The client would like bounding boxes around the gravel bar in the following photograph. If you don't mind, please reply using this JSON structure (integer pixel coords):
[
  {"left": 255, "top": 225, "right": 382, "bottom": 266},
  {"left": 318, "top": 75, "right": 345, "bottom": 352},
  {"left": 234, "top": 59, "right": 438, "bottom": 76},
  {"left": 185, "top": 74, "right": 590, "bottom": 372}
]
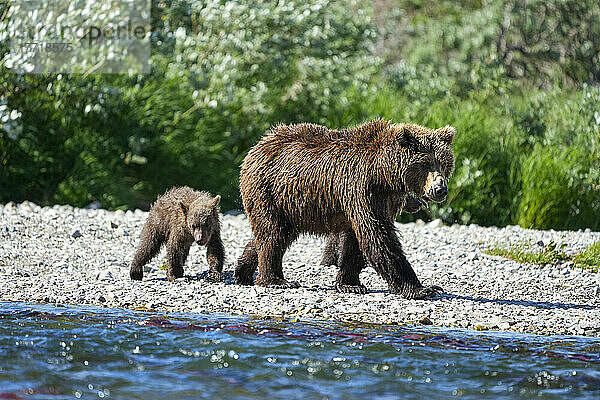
[{"left": 1, "top": 201, "right": 599, "bottom": 337}]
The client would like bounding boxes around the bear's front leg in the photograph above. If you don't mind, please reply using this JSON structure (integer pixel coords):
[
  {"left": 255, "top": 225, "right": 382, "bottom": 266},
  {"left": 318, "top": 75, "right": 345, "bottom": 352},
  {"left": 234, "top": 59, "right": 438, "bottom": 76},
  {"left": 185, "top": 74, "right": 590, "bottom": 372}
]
[
  {"left": 351, "top": 212, "right": 442, "bottom": 299},
  {"left": 205, "top": 230, "right": 225, "bottom": 282}
]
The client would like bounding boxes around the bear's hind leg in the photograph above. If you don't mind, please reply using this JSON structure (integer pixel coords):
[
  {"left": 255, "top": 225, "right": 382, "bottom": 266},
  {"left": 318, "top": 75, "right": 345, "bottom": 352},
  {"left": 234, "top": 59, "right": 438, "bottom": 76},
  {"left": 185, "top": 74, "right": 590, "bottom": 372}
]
[
  {"left": 334, "top": 230, "right": 367, "bottom": 294},
  {"left": 130, "top": 224, "right": 164, "bottom": 280}
]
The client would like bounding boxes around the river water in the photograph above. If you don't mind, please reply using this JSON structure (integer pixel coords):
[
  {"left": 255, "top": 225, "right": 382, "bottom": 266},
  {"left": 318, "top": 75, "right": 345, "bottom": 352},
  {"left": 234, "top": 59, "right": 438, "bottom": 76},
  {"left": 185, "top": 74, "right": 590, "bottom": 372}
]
[{"left": 0, "top": 302, "right": 598, "bottom": 399}]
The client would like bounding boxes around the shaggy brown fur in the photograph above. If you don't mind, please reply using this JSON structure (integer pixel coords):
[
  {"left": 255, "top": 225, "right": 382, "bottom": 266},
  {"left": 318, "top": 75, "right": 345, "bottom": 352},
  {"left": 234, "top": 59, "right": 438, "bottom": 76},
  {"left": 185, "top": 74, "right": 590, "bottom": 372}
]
[
  {"left": 129, "top": 186, "right": 224, "bottom": 282},
  {"left": 320, "top": 192, "right": 424, "bottom": 284},
  {"left": 235, "top": 119, "right": 455, "bottom": 299}
]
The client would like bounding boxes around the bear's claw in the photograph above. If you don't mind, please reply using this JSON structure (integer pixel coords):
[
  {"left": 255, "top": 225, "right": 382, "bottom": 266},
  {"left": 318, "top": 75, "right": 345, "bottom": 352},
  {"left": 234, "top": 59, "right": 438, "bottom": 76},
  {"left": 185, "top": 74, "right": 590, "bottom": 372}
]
[
  {"left": 335, "top": 283, "right": 367, "bottom": 294},
  {"left": 408, "top": 285, "right": 443, "bottom": 299},
  {"left": 130, "top": 268, "right": 143, "bottom": 281}
]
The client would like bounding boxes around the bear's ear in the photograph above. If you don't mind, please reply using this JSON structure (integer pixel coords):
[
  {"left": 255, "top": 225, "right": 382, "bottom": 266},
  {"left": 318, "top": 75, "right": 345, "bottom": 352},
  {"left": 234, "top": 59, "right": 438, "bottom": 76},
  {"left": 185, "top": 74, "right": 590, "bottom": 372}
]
[
  {"left": 178, "top": 201, "right": 188, "bottom": 217},
  {"left": 396, "top": 126, "right": 413, "bottom": 146},
  {"left": 436, "top": 125, "right": 456, "bottom": 144},
  {"left": 210, "top": 195, "right": 221, "bottom": 209}
]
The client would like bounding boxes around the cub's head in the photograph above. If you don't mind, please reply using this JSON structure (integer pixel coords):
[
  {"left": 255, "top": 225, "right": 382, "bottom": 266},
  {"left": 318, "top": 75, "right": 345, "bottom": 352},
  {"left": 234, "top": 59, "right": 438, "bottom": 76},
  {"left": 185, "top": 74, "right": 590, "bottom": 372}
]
[
  {"left": 179, "top": 195, "right": 221, "bottom": 246},
  {"left": 399, "top": 125, "right": 455, "bottom": 203}
]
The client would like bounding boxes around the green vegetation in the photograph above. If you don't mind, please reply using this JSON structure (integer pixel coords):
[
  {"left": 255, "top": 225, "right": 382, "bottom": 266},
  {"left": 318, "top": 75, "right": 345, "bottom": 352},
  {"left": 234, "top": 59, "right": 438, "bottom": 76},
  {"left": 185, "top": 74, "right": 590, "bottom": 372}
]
[
  {"left": 485, "top": 242, "right": 569, "bottom": 266},
  {"left": 485, "top": 241, "right": 600, "bottom": 272},
  {"left": 573, "top": 242, "right": 600, "bottom": 272},
  {"left": 1, "top": 0, "right": 599, "bottom": 230}
]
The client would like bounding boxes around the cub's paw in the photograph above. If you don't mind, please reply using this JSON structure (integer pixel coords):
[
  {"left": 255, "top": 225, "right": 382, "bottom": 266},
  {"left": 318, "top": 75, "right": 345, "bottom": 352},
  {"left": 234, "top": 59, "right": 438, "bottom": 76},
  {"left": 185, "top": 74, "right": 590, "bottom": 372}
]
[
  {"left": 130, "top": 268, "right": 143, "bottom": 281},
  {"left": 207, "top": 270, "right": 224, "bottom": 282},
  {"left": 234, "top": 272, "right": 255, "bottom": 286},
  {"left": 406, "top": 285, "right": 443, "bottom": 300},
  {"left": 335, "top": 283, "right": 367, "bottom": 294},
  {"left": 167, "top": 269, "right": 184, "bottom": 282}
]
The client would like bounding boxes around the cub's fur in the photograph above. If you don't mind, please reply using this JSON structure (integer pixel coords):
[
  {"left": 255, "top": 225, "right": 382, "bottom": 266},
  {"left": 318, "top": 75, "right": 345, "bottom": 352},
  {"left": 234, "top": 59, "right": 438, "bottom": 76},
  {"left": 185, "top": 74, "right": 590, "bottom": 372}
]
[{"left": 129, "top": 186, "right": 224, "bottom": 282}]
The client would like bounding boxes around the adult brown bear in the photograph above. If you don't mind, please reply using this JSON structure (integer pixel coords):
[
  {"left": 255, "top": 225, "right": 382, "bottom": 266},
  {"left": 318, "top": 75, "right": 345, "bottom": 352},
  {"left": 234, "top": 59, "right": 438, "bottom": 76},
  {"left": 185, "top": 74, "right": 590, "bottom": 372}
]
[{"left": 236, "top": 120, "right": 455, "bottom": 299}]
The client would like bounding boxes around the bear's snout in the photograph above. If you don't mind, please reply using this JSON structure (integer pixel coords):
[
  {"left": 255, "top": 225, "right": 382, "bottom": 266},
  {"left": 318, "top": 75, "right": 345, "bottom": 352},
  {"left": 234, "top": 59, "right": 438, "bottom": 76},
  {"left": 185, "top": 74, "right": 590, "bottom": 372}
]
[
  {"left": 433, "top": 184, "right": 447, "bottom": 199},
  {"left": 427, "top": 175, "right": 448, "bottom": 202},
  {"left": 195, "top": 232, "right": 209, "bottom": 246}
]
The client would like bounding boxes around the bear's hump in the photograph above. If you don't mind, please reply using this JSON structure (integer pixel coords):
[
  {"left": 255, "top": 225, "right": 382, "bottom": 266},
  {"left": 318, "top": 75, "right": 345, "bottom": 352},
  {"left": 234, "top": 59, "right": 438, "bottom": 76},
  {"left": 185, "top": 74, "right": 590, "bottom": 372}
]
[
  {"left": 269, "top": 119, "right": 396, "bottom": 149},
  {"left": 269, "top": 122, "right": 336, "bottom": 148}
]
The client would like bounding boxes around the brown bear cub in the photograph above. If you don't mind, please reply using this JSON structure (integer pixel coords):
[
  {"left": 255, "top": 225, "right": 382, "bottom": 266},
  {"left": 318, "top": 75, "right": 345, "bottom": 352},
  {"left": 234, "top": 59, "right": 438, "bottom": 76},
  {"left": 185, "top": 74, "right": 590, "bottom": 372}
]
[
  {"left": 129, "top": 186, "right": 224, "bottom": 282},
  {"left": 236, "top": 119, "right": 455, "bottom": 299}
]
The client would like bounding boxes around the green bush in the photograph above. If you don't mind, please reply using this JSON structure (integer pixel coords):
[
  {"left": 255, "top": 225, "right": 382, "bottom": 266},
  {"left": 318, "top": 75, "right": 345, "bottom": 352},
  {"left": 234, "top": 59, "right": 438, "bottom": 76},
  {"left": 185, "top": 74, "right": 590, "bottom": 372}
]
[
  {"left": 1, "top": 0, "right": 599, "bottom": 231},
  {"left": 518, "top": 145, "right": 600, "bottom": 230},
  {"left": 510, "top": 87, "right": 600, "bottom": 230},
  {"left": 1, "top": 0, "right": 378, "bottom": 210}
]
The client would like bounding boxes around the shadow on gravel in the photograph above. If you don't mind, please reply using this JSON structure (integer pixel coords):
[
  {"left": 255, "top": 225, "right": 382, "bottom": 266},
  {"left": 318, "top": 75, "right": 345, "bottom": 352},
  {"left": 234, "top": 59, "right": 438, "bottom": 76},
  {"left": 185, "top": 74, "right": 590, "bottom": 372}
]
[
  {"left": 440, "top": 293, "right": 599, "bottom": 310},
  {"left": 144, "top": 270, "right": 236, "bottom": 284}
]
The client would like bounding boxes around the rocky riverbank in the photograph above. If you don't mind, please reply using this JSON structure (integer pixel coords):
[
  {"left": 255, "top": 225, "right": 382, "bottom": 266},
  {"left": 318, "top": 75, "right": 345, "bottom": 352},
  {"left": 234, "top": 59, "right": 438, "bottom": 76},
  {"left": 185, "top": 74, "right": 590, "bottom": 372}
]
[{"left": 1, "top": 201, "right": 599, "bottom": 336}]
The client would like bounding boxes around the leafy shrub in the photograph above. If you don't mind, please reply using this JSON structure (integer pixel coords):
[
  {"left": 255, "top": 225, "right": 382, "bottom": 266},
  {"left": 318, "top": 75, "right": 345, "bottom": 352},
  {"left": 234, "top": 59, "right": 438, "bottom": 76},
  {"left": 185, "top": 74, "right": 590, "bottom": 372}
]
[
  {"left": 1, "top": 0, "right": 378, "bottom": 210},
  {"left": 1, "top": 0, "right": 599, "bottom": 231}
]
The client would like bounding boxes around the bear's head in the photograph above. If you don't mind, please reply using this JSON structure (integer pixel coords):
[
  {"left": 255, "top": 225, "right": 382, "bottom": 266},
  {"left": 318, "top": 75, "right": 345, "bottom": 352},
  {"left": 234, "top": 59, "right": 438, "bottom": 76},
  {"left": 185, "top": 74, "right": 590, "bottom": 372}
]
[
  {"left": 398, "top": 124, "right": 455, "bottom": 203},
  {"left": 179, "top": 195, "right": 220, "bottom": 246}
]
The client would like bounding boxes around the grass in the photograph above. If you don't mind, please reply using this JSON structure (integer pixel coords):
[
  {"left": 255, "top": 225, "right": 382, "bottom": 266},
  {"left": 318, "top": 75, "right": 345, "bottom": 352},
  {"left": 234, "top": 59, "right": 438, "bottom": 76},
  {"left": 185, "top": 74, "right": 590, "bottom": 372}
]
[
  {"left": 485, "top": 241, "right": 600, "bottom": 272},
  {"left": 573, "top": 242, "right": 600, "bottom": 272}
]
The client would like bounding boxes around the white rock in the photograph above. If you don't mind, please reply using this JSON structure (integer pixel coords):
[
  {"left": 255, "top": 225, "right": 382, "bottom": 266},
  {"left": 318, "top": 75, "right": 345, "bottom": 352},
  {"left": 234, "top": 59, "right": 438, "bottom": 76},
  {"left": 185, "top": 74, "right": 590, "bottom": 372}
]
[
  {"left": 428, "top": 219, "right": 443, "bottom": 228},
  {"left": 96, "top": 270, "right": 113, "bottom": 280}
]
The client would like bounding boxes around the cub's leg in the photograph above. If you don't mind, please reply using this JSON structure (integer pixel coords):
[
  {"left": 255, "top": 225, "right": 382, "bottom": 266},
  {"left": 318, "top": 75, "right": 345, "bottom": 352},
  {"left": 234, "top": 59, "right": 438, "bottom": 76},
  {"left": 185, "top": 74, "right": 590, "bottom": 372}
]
[
  {"left": 166, "top": 234, "right": 190, "bottom": 282},
  {"left": 206, "top": 230, "right": 225, "bottom": 282},
  {"left": 130, "top": 222, "right": 164, "bottom": 280},
  {"left": 254, "top": 219, "right": 299, "bottom": 289},
  {"left": 235, "top": 240, "right": 258, "bottom": 285},
  {"left": 321, "top": 233, "right": 341, "bottom": 266},
  {"left": 334, "top": 230, "right": 368, "bottom": 294}
]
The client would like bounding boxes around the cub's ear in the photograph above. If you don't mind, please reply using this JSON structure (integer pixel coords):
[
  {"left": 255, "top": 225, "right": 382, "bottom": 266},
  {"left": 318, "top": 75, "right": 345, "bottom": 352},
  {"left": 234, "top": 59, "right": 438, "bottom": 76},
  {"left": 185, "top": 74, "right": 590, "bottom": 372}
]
[
  {"left": 178, "top": 201, "right": 188, "bottom": 217},
  {"left": 436, "top": 125, "right": 456, "bottom": 144},
  {"left": 210, "top": 195, "right": 221, "bottom": 209}
]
